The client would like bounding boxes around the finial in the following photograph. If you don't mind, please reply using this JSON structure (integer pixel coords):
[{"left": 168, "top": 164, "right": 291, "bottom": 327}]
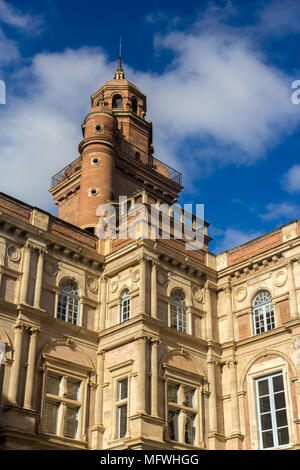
[{"left": 115, "top": 37, "right": 125, "bottom": 80}]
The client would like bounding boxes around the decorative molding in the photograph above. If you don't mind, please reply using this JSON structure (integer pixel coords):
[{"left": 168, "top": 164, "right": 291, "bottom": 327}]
[
  {"left": 273, "top": 270, "right": 287, "bottom": 287},
  {"left": 86, "top": 276, "right": 99, "bottom": 293},
  {"left": 44, "top": 260, "right": 59, "bottom": 277},
  {"left": 234, "top": 287, "right": 247, "bottom": 302},
  {"left": 6, "top": 245, "right": 21, "bottom": 263},
  {"left": 192, "top": 286, "right": 203, "bottom": 303},
  {"left": 157, "top": 270, "right": 168, "bottom": 287}
]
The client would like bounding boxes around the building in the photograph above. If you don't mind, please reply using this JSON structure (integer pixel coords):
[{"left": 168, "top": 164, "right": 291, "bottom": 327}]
[{"left": 0, "top": 58, "right": 300, "bottom": 451}]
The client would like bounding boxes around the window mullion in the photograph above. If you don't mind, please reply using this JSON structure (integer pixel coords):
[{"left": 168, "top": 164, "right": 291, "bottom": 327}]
[{"left": 268, "top": 376, "right": 278, "bottom": 448}]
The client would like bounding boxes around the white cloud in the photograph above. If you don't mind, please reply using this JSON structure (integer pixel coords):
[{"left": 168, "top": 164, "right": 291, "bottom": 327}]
[
  {"left": 0, "top": 0, "right": 43, "bottom": 33},
  {"left": 257, "top": 0, "right": 300, "bottom": 37},
  {"left": 281, "top": 165, "right": 300, "bottom": 193},
  {"left": 258, "top": 202, "right": 299, "bottom": 221},
  {"left": 212, "top": 227, "right": 262, "bottom": 253},
  {"left": 1, "top": 4, "right": 300, "bottom": 212}
]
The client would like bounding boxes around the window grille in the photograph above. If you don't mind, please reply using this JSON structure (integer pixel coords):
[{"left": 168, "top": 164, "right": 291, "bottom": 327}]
[
  {"left": 46, "top": 374, "right": 61, "bottom": 396},
  {"left": 168, "top": 383, "right": 179, "bottom": 404},
  {"left": 116, "top": 378, "right": 128, "bottom": 439},
  {"left": 118, "top": 405, "right": 127, "bottom": 438},
  {"left": 57, "top": 280, "right": 80, "bottom": 325},
  {"left": 66, "top": 379, "right": 80, "bottom": 401},
  {"left": 185, "top": 413, "right": 196, "bottom": 445},
  {"left": 171, "top": 291, "right": 188, "bottom": 333},
  {"left": 168, "top": 409, "right": 179, "bottom": 441},
  {"left": 63, "top": 406, "right": 79, "bottom": 439},
  {"left": 120, "top": 290, "right": 130, "bottom": 323},
  {"left": 253, "top": 290, "right": 275, "bottom": 335},
  {"left": 43, "top": 401, "right": 59, "bottom": 435},
  {"left": 167, "top": 382, "right": 197, "bottom": 445}
]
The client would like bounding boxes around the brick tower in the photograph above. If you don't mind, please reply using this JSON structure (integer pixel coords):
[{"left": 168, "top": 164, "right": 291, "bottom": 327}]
[{"left": 50, "top": 57, "right": 183, "bottom": 233}]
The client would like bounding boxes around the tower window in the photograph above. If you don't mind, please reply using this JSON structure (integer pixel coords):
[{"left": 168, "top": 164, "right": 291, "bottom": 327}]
[
  {"left": 95, "top": 125, "right": 103, "bottom": 132},
  {"left": 89, "top": 188, "right": 99, "bottom": 197},
  {"left": 131, "top": 97, "right": 138, "bottom": 114},
  {"left": 112, "top": 94, "right": 122, "bottom": 109},
  {"left": 91, "top": 157, "right": 100, "bottom": 166},
  {"left": 252, "top": 290, "right": 275, "bottom": 335}
]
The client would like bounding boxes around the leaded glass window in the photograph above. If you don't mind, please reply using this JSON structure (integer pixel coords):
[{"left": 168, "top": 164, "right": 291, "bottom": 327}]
[
  {"left": 256, "top": 372, "right": 289, "bottom": 449},
  {"left": 120, "top": 290, "right": 130, "bottom": 323},
  {"left": 167, "top": 382, "right": 197, "bottom": 445},
  {"left": 171, "top": 290, "right": 189, "bottom": 333},
  {"left": 57, "top": 280, "right": 80, "bottom": 325},
  {"left": 43, "top": 372, "right": 82, "bottom": 440},
  {"left": 252, "top": 290, "right": 275, "bottom": 335}
]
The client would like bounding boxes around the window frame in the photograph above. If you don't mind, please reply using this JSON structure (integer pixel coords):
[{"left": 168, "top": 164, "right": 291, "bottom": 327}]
[
  {"left": 120, "top": 289, "right": 130, "bottom": 324},
  {"left": 255, "top": 372, "right": 290, "bottom": 449},
  {"left": 252, "top": 290, "right": 275, "bottom": 335},
  {"left": 57, "top": 279, "right": 81, "bottom": 326},
  {"left": 170, "top": 290, "right": 189, "bottom": 334},
  {"left": 41, "top": 364, "right": 88, "bottom": 443},
  {"left": 112, "top": 94, "right": 122, "bottom": 109},
  {"left": 246, "top": 361, "right": 294, "bottom": 450},
  {"left": 166, "top": 377, "right": 200, "bottom": 447}
]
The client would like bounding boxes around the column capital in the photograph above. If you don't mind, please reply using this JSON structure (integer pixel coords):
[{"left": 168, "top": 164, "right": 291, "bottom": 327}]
[
  {"left": 15, "top": 321, "right": 27, "bottom": 332},
  {"left": 30, "top": 327, "right": 41, "bottom": 336},
  {"left": 207, "top": 359, "right": 219, "bottom": 367},
  {"left": 150, "top": 337, "right": 161, "bottom": 346},
  {"left": 286, "top": 258, "right": 298, "bottom": 269},
  {"left": 205, "top": 281, "right": 216, "bottom": 292},
  {"left": 100, "top": 274, "right": 108, "bottom": 282},
  {"left": 97, "top": 349, "right": 106, "bottom": 358},
  {"left": 137, "top": 335, "right": 151, "bottom": 344},
  {"left": 151, "top": 259, "right": 159, "bottom": 267},
  {"left": 224, "top": 359, "right": 238, "bottom": 369}
]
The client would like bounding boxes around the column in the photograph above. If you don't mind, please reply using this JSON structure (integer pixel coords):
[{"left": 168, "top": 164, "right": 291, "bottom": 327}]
[
  {"left": 34, "top": 249, "right": 46, "bottom": 309},
  {"left": 139, "top": 257, "right": 147, "bottom": 315},
  {"left": 287, "top": 260, "right": 299, "bottom": 318},
  {"left": 151, "top": 261, "right": 158, "bottom": 319},
  {"left": 226, "top": 359, "right": 241, "bottom": 434},
  {"left": 100, "top": 276, "right": 107, "bottom": 330},
  {"left": 19, "top": 244, "right": 32, "bottom": 304},
  {"left": 24, "top": 327, "right": 40, "bottom": 409},
  {"left": 225, "top": 283, "right": 234, "bottom": 341},
  {"left": 94, "top": 350, "right": 105, "bottom": 425},
  {"left": 151, "top": 339, "right": 160, "bottom": 417},
  {"left": 207, "top": 359, "right": 218, "bottom": 434},
  {"left": 8, "top": 322, "right": 25, "bottom": 405},
  {"left": 205, "top": 283, "right": 214, "bottom": 341},
  {"left": 0, "top": 237, "right": 6, "bottom": 298},
  {"left": 137, "top": 336, "right": 148, "bottom": 414}
]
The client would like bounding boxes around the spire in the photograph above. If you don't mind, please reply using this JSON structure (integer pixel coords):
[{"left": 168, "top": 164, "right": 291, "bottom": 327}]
[{"left": 115, "top": 38, "right": 125, "bottom": 80}]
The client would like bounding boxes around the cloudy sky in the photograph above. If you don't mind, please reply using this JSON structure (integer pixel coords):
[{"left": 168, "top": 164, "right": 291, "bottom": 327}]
[{"left": 0, "top": 0, "right": 300, "bottom": 253}]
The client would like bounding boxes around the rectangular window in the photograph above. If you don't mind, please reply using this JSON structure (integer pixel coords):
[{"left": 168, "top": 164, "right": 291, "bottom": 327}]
[
  {"left": 183, "top": 387, "right": 195, "bottom": 408},
  {"left": 116, "top": 378, "right": 128, "bottom": 439},
  {"left": 63, "top": 406, "right": 79, "bottom": 439},
  {"left": 43, "top": 401, "right": 59, "bottom": 435},
  {"left": 256, "top": 372, "right": 289, "bottom": 449},
  {"left": 185, "top": 413, "right": 195, "bottom": 445},
  {"left": 168, "top": 409, "right": 179, "bottom": 441},
  {"left": 118, "top": 404, "right": 128, "bottom": 438},
  {"left": 168, "top": 383, "right": 179, "bottom": 404},
  {"left": 43, "top": 372, "right": 82, "bottom": 440}
]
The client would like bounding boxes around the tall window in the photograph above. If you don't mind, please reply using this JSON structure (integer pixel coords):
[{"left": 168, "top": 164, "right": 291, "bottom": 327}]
[
  {"left": 256, "top": 372, "right": 289, "bottom": 449},
  {"left": 116, "top": 378, "right": 128, "bottom": 439},
  {"left": 43, "top": 372, "right": 82, "bottom": 440},
  {"left": 120, "top": 290, "right": 130, "bottom": 323},
  {"left": 253, "top": 290, "right": 275, "bottom": 335},
  {"left": 112, "top": 94, "right": 122, "bottom": 109},
  {"left": 57, "top": 280, "right": 80, "bottom": 326},
  {"left": 168, "top": 382, "right": 196, "bottom": 445},
  {"left": 171, "top": 290, "right": 189, "bottom": 333}
]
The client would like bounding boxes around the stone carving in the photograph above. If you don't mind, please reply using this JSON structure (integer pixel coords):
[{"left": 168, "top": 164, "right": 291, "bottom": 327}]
[
  {"left": 133, "top": 270, "right": 140, "bottom": 282},
  {"left": 157, "top": 270, "right": 168, "bottom": 287},
  {"left": 192, "top": 286, "right": 203, "bottom": 303},
  {"left": 282, "top": 222, "right": 297, "bottom": 242},
  {"left": 86, "top": 277, "right": 98, "bottom": 293},
  {"left": 44, "top": 260, "right": 58, "bottom": 277},
  {"left": 273, "top": 270, "right": 287, "bottom": 287},
  {"left": 234, "top": 286, "right": 247, "bottom": 302},
  {"left": 111, "top": 281, "right": 118, "bottom": 293},
  {"left": 7, "top": 245, "right": 21, "bottom": 263}
]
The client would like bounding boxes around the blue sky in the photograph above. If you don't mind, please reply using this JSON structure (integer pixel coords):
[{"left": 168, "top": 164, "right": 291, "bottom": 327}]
[{"left": 0, "top": 0, "right": 300, "bottom": 253}]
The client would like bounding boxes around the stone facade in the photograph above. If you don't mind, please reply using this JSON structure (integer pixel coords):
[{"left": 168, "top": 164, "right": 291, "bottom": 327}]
[{"left": 0, "top": 62, "right": 300, "bottom": 451}]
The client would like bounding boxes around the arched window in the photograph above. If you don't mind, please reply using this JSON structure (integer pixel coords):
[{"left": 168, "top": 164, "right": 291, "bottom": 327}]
[
  {"left": 171, "top": 290, "right": 188, "bottom": 333},
  {"left": 112, "top": 94, "right": 122, "bottom": 109},
  {"left": 252, "top": 290, "right": 275, "bottom": 335},
  {"left": 131, "top": 97, "right": 138, "bottom": 114},
  {"left": 57, "top": 280, "right": 80, "bottom": 326},
  {"left": 120, "top": 289, "right": 130, "bottom": 323}
]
